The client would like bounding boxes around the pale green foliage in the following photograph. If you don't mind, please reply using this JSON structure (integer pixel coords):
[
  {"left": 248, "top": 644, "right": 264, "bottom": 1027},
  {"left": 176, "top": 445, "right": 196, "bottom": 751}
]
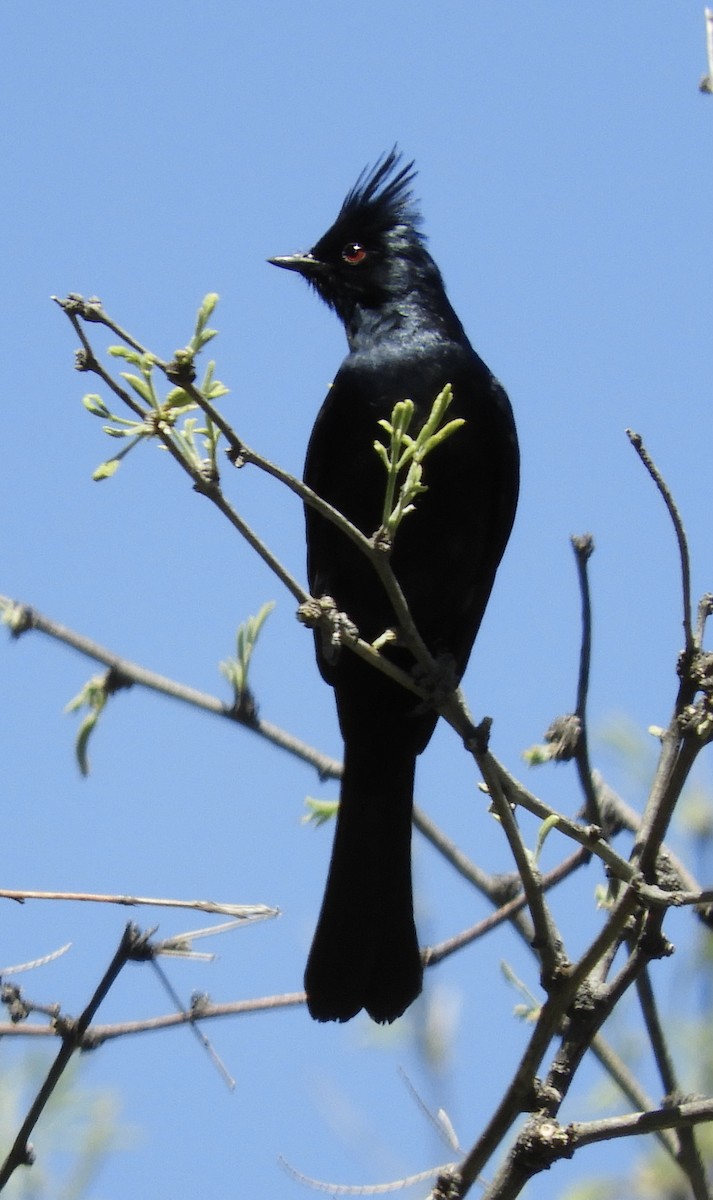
[
  {"left": 499, "top": 961, "right": 541, "bottom": 1023},
  {"left": 374, "top": 384, "right": 465, "bottom": 539},
  {"left": 522, "top": 741, "right": 558, "bottom": 766},
  {"left": 534, "top": 813, "right": 561, "bottom": 863},
  {"left": 82, "top": 294, "right": 228, "bottom": 481},
  {"left": 302, "top": 796, "right": 340, "bottom": 827},
  {"left": 0, "top": 600, "right": 29, "bottom": 635},
  {"left": 219, "top": 601, "right": 276, "bottom": 711},
  {"left": 64, "top": 674, "right": 111, "bottom": 777}
]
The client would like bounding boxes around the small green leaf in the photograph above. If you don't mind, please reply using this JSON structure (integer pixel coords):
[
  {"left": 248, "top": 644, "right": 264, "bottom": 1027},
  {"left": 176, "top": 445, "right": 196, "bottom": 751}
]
[
  {"left": 189, "top": 294, "right": 221, "bottom": 353},
  {"left": 594, "top": 883, "right": 616, "bottom": 910},
  {"left": 374, "top": 384, "right": 464, "bottom": 540},
  {"left": 108, "top": 345, "right": 145, "bottom": 365},
  {"left": 92, "top": 459, "right": 121, "bottom": 481},
  {"left": 198, "top": 293, "right": 220, "bottom": 324},
  {"left": 120, "top": 372, "right": 154, "bottom": 404},
  {"left": 206, "top": 380, "right": 229, "bottom": 399},
  {"left": 219, "top": 601, "right": 275, "bottom": 707},
  {"left": 102, "top": 425, "right": 136, "bottom": 438},
  {"left": 522, "top": 743, "right": 555, "bottom": 766},
  {"left": 82, "top": 393, "right": 110, "bottom": 417},
  {"left": 500, "top": 961, "right": 541, "bottom": 1020},
  {"left": 372, "top": 440, "right": 390, "bottom": 469},
  {"left": 419, "top": 382, "right": 453, "bottom": 440},
  {"left": 64, "top": 675, "right": 110, "bottom": 775},
  {"left": 165, "top": 386, "right": 191, "bottom": 407},
  {"left": 422, "top": 416, "right": 465, "bottom": 453},
  {"left": 534, "top": 813, "right": 561, "bottom": 861},
  {"left": 302, "top": 797, "right": 340, "bottom": 827},
  {"left": 75, "top": 710, "right": 99, "bottom": 776}
]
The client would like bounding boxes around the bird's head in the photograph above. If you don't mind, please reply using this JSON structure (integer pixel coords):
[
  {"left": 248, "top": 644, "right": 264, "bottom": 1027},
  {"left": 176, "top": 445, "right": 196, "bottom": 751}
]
[{"left": 269, "top": 149, "right": 439, "bottom": 325}]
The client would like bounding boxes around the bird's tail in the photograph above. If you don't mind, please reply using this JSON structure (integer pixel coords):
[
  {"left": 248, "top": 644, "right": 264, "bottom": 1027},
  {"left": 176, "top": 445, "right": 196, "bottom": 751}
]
[{"left": 304, "top": 739, "right": 423, "bottom": 1024}]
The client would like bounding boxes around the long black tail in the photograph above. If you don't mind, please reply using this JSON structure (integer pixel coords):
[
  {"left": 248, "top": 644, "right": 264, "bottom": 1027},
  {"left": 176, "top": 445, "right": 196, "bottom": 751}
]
[{"left": 304, "top": 738, "right": 423, "bottom": 1023}]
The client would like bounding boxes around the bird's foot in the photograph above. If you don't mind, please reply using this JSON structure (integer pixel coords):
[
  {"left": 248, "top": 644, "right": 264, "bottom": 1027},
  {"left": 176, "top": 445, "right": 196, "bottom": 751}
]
[
  {"left": 297, "top": 594, "right": 358, "bottom": 664},
  {"left": 411, "top": 652, "right": 460, "bottom": 712}
]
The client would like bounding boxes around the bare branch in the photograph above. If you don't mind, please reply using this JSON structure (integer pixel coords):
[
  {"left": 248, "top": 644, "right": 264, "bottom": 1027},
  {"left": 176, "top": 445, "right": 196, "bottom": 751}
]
[
  {"left": 626, "top": 429, "right": 693, "bottom": 655},
  {"left": 0, "top": 593, "right": 341, "bottom": 779},
  {"left": 569, "top": 1096, "right": 713, "bottom": 1149},
  {"left": 0, "top": 924, "right": 150, "bottom": 1189},
  {"left": 0, "top": 887, "right": 277, "bottom": 919},
  {"left": 279, "top": 1155, "right": 455, "bottom": 1194},
  {"left": 0, "top": 990, "right": 307, "bottom": 1046},
  {"left": 424, "top": 848, "right": 587, "bottom": 968},
  {"left": 476, "top": 753, "right": 565, "bottom": 986},
  {"left": 25, "top": 297, "right": 710, "bottom": 1200},
  {"left": 590, "top": 1033, "right": 680, "bottom": 1159},
  {"left": 631, "top": 964, "right": 709, "bottom": 1197},
  {"left": 571, "top": 533, "right": 601, "bottom": 823}
]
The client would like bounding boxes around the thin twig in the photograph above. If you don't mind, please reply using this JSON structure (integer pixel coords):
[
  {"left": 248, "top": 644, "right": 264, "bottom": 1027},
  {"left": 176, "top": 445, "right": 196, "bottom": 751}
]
[
  {"left": 42, "top": 299, "right": 710, "bottom": 1200},
  {"left": 5, "top": 587, "right": 682, "bottom": 912},
  {"left": 632, "top": 964, "right": 709, "bottom": 1199},
  {"left": 0, "top": 888, "right": 277, "bottom": 919},
  {"left": 59, "top": 300, "right": 310, "bottom": 605},
  {"left": 413, "top": 805, "right": 520, "bottom": 898},
  {"left": 475, "top": 898, "right": 676, "bottom": 1200},
  {"left": 456, "top": 881, "right": 642, "bottom": 1196},
  {"left": 480, "top": 1099, "right": 713, "bottom": 1200},
  {"left": 635, "top": 966, "right": 677, "bottom": 1094},
  {"left": 696, "top": 593, "right": 713, "bottom": 644},
  {"left": 424, "top": 848, "right": 587, "bottom": 968},
  {"left": 279, "top": 1155, "right": 455, "bottom": 1195},
  {"left": 571, "top": 534, "right": 600, "bottom": 823},
  {"left": 633, "top": 725, "right": 700, "bottom": 882},
  {"left": 477, "top": 753, "right": 646, "bottom": 896},
  {"left": 150, "top": 958, "right": 236, "bottom": 1090},
  {"left": 177, "top": 369, "right": 442, "bottom": 680},
  {"left": 590, "top": 1033, "right": 680, "bottom": 1159},
  {"left": 61, "top": 297, "right": 442, "bottom": 684},
  {"left": 626, "top": 430, "right": 693, "bottom": 655},
  {"left": 9, "top": 587, "right": 705, "bottom": 922},
  {"left": 60, "top": 304, "right": 147, "bottom": 422},
  {"left": 572, "top": 535, "right": 594, "bottom": 722},
  {"left": 568, "top": 1096, "right": 713, "bottom": 1148},
  {"left": 0, "top": 923, "right": 149, "bottom": 1189},
  {"left": 1, "top": 944, "right": 72, "bottom": 975},
  {"left": 0, "top": 990, "right": 307, "bottom": 1045},
  {"left": 0, "top": 593, "right": 342, "bottom": 778},
  {"left": 476, "top": 752, "right": 564, "bottom": 985}
]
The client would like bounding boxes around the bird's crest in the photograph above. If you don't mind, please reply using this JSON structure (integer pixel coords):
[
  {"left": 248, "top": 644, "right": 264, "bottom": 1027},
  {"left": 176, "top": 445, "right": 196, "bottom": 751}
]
[{"left": 333, "top": 148, "right": 423, "bottom": 244}]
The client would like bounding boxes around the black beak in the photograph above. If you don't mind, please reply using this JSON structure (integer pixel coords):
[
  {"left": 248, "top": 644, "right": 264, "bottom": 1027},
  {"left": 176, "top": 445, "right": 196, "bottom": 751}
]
[{"left": 267, "top": 252, "right": 326, "bottom": 277}]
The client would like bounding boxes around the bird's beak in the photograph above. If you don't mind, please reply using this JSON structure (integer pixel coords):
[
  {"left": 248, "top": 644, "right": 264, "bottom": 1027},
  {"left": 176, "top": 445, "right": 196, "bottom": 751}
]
[{"left": 267, "top": 252, "right": 326, "bottom": 276}]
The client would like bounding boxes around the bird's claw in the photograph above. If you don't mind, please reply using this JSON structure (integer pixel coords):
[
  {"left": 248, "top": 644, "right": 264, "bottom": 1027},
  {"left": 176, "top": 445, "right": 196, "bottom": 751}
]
[
  {"left": 411, "top": 652, "right": 459, "bottom": 712},
  {"left": 297, "top": 595, "right": 358, "bottom": 664}
]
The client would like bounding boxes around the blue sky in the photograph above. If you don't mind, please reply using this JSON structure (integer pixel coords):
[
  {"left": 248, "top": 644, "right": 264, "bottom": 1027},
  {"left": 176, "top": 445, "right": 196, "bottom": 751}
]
[{"left": 1, "top": 3, "right": 712, "bottom": 1197}]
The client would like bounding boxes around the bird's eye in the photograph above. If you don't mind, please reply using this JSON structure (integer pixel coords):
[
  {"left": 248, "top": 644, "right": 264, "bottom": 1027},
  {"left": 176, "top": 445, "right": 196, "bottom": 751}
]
[{"left": 341, "top": 242, "right": 367, "bottom": 265}]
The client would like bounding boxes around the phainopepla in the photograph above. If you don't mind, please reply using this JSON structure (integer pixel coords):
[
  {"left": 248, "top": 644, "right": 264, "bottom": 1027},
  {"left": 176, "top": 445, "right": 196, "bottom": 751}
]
[{"left": 270, "top": 150, "right": 519, "bottom": 1024}]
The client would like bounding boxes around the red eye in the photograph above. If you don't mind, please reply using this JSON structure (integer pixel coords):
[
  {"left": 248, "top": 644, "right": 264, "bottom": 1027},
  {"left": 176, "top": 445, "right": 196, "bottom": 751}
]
[{"left": 341, "top": 242, "right": 367, "bottom": 265}]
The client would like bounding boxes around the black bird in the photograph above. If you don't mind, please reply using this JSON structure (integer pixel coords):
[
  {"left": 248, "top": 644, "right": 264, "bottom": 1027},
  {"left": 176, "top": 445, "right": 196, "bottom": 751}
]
[{"left": 270, "top": 150, "right": 519, "bottom": 1024}]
